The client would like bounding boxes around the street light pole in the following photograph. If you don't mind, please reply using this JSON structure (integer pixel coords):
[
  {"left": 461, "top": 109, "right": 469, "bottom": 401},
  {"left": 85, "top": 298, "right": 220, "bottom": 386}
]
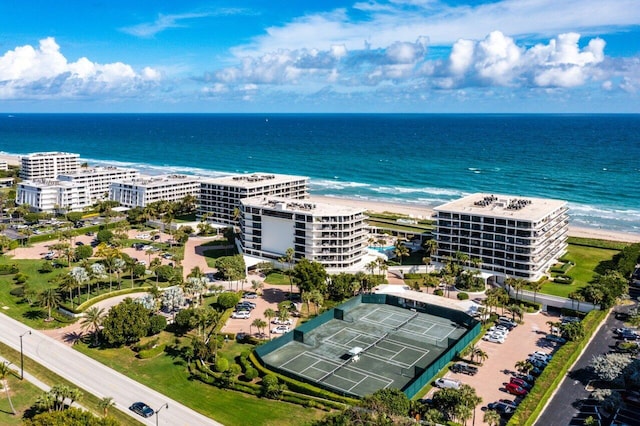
[
  {"left": 155, "top": 403, "right": 168, "bottom": 426},
  {"left": 19, "top": 330, "right": 31, "bottom": 380}
]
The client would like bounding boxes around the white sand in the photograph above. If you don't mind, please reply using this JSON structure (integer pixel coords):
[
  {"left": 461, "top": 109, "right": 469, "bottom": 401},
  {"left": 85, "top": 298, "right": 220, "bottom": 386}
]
[
  {"left": 309, "top": 195, "right": 640, "bottom": 243},
  {"left": 0, "top": 153, "right": 21, "bottom": 166}
]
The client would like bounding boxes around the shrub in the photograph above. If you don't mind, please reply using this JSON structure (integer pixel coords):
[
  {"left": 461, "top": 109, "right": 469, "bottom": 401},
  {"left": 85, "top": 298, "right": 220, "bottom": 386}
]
[
  {"left": 132, "top": 337, "right": 159, "bottom": 352},
  {"left": 0, "top": 264, "right": 19, "bottom": 275},
  {"left": 96, "top": 229, "right": 114, "bottom": 243},
  {"left": 74, "top": 245, "right": 93, "bottom": 260},
  {"left": 39, "top": 262, "right": 54, "bottom": 273},
  {"left": 148, "top": 314, "right": 167, "bottom": 336},
  {"left": 434, "top": 289, "right": 444, "bottom": 296},
  {"left": 9, "top": 287, "right": 25, "bottom": 297},
  {"left": 138, "top": 344, "right": 166, "bottom": 359},
  {"left": 554, "top": 275, "right": 574, "bottom": 284},
  {"left": 154, "top": 265, "right": 176, "bottom": 282},
  {"left": 215, "top": 357, "right": 229, "bottom": 372},
  {"left": 13, "top": 273, "right": 28, "bottom": 284},
  {"left": 457, "top": 292, "right": 469, "bottom": 300},
  {"left": 244, "top": 368, "right": 259, "bottom": 381},
  {"left": 217, "top": 292, "right": 241, "bottom": 309}
]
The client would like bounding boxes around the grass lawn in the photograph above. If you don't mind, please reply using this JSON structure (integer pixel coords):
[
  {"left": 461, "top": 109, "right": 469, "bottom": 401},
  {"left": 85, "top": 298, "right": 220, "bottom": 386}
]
[
  {"left": 0, "top": 258, "right": 72, "bottom": 329},
  {"left": 74, "top": 333, "right": 323, "bottom": 426},
  {"left": 263, "top": 270, "right": 290, "bottom": 286},
  {"left": 0, "top": 371, "right": 43, "bottom": 425},
  {"left": 0, "top": 342, "right": 137, "bottom": 425},
  {"left": 536, "top": 244, "right": 619, "bottom": 298}
]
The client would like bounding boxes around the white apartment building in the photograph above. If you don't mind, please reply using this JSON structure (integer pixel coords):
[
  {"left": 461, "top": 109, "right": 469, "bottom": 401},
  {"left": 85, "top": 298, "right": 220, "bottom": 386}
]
[
  {"left": 433, "top": 193, "right": 569, "bottom": 281},
  {"left": 110, "top": 175, "right": 200, "bottom": 208},
  {"left": 0, "top": 160, "right": 7, "bottom": 171},
  {"left": 16, "top": 179, "right": 90, "bottom": 213},
  {"left": 240, "top": 197, "right": 368, "bottom": 271},
  {"left": 198, "top": 173, "right": 308, "bottom": 226},
  {"left": 19, "top": 152, "right": 80, "bottom": 180},
  {"left": 58, "top": 166, "right": 140, "bottom": 203}
]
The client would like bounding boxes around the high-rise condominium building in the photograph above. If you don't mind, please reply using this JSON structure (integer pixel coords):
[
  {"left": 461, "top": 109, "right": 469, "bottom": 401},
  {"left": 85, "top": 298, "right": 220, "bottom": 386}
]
[
  {"left": 109, "top": 175, "right": 200, "bottom": 208},
  {"left": 433, "top": 193, "right": 568, "bottom": 281},
  {"left": 19, "top": 152, "right": 80, "bottom": 180}
]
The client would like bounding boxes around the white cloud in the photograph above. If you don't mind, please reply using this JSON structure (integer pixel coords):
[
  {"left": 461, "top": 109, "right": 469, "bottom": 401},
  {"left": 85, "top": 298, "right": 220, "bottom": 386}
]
[
  {"left": 0, "top": 37, "right": 161, "bottom": 99},
  {"left": 120, "top": 9, "right": 247, "bottom": 38}
]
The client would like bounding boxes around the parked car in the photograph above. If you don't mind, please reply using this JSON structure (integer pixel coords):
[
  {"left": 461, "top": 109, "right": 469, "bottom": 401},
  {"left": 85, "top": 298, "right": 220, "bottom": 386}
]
[
  {"left": 532, "top": 350, "right": 553, "bottom": 361},
  {"left": 614, "top": 327, "right": 634, "bottom": 336},
  {"left": 527, "top": 358, "right": 548, "bottom": 369},
  {"left": 498, "top": 316, "right": 518, "bottom": 328},
  {"left": 450, "top": 362, "right": 479, "bottom": 376},
  {"left": 545, "top": 334, "right": 567, "bottom": 344},
  {"left": 236, "top": 302, "right": 255, "bottom": 311},
  {"left": 487, "top": 400, "right": 517, "bottom": 415},
  {"left": 516, "top": 373, "right": 536, "bottom": 384},
  {"left": 272, "top": 318, "right": 293, "bottom": 325},
  {"left": 489, "top": 325, "right": 510, "bottom": 334},
  {"left": 231, "top": 311, "right": 250, "bottom": 319},
  {"left": 271, "top": 325, "right": 290, "bottom": 334},
  {"left": 509, "top": 377, "right": 532, "bottom": 390},
  {"left": 619, "top": 330, "right": 640, "bottom": 341},
  {"left": 243, "top": 292, "right": 258, "bottom": 299},
  {"left": 505, "top": 383, "right": 528, "bottom": 396},
  {"left": 129, "top": 402, "right": 154, "bottom": 418},
  {"left": 483, "top": 333, "right": 505, "bottom": 344},
  {"left": 434, "top": 377, "right": 461, "bottom": 389}
]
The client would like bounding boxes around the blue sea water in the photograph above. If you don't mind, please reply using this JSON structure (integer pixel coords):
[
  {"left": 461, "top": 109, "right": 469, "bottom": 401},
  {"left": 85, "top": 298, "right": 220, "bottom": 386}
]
[{"left": 0, "top": 113, "right": 639, "bottom": 233}]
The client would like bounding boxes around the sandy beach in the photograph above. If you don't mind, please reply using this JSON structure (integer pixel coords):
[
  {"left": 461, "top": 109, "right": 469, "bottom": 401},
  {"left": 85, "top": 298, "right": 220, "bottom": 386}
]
[
  {"left": 309, "top": 195, "right": 640, "bottom": 244},
  {"left": 3, "top": 150, "right": 639, "bottom": 244},
  {"left": 0, "top": 153, "right": 20, "bottom": 166}
]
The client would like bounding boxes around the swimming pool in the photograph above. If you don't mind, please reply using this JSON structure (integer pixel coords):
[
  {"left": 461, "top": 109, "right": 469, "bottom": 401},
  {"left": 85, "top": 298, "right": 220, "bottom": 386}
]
[{"left": 369, "top": 245, "right": 395, "bottom": 253}]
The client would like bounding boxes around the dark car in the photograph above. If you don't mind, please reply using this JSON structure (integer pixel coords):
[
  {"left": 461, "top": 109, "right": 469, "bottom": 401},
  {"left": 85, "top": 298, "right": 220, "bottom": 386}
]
[
  {"left": 510, "top": 377, "right": 532, "bottom": 390},
  {"left": 129, "top": 401, "right": 154, "bottom": 418},
  {"left": 450, "top": 362, "right": 479, "bottom": 376},
  {"left": 619, "top": 331, "right": 640, "bottom": 341},
  {"left": 487, "top": 400, "right": 516, "bottom": 415}
]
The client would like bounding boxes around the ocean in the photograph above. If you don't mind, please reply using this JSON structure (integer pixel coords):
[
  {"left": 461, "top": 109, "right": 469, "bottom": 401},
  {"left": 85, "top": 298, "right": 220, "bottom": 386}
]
[{"left": 1, "top": 113, "right": 639, "bottom": 233}]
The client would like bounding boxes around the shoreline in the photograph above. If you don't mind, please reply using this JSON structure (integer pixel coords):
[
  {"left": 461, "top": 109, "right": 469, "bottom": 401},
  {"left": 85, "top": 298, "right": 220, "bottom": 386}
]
[
  {"left": 3, "top": 152, "right": 639, "bottom": 243},
  {"left": 309, "top": 195, "right": 640, "bottom": 244}
]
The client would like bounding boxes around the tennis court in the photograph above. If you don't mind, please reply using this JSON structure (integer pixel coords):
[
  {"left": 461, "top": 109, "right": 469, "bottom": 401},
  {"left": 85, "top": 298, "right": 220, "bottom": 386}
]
[{"left": 260, "top": 302, "right": 469, "bottom": 397}]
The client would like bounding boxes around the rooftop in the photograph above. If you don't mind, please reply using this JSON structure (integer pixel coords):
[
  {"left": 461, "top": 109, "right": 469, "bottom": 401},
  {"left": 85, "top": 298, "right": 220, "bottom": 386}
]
[
  {"left": 118, "top": 174, "right": 200, "bottom": 187},
  {"left": 58, "top": 166, "right": 139, "bottom": 178},
  {"left": 22, "top": 152, "right": 80, "bottom": 158},
  {"left": 434, "top": 193, "right": 567, "bottom": 222},
  {"left": 202, "top": 172, "right": 308, "bottom": 188},
  {"left": 242, "top": 196, "right": 365, "bottom": 216}
]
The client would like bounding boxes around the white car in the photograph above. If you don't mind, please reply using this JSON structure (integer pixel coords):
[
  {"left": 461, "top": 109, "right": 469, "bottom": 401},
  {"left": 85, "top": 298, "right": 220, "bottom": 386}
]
[
  {"left": 271, "top": 325, "right": 290, "bottom": 334},
  {"left": 483, "top": 333, "right": 505, "bottom": 344},
  {"left": 489, "top": 325, "right": 510, "bottom": 334},
  {"left": 137, "top": 233, "right": 151, "bottom": 239},
  {"left": 532, "top": 350, "right": 552, "bottom": 361},
  {"left": 272, "top": 318, "right": 293, "bottom": 325},
  {"left": 231, "top": 311, "right": 250, "bottom": 319}
]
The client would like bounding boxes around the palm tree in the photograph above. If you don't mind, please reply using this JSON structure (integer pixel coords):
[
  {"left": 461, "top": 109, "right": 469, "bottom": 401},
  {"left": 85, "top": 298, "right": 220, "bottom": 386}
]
[
  {"left": 529, "top": 280, "right": 543, "bottom": 304},
  {"left": 0, "top": 361, "right": 16, "bottom": 415},
  {"left": 393, "top": 240, "right": 410, "bottom": 265},
  {"left": 251, "top": 318, "right": 264, "bottom": 336},
  {"left": 278, "top": 248, "right": 295, "bottom": 299},
  {"left": 81, "top": 307, "right": 105, "bottom": 346},
  {"left": 98, "top": 396, "right": 115, "bottom": 418},
  {"left": 547, "top": 320, "right": 562, "bottom": 336},
  {"left": 483, "top": 409, "right": 501, "bottom": 426},
  {"left": 474, "top": 347, "right": 488, "bottom": 365},
  {"left": 39, "top": 288, "right": 61, "bottom": 321},
  {"left": 515, "top": 360, "right": 533, "bottom": 374},
  {"left": 569, "top": 291, "right": 585, "bottom": 313},
  {"left": 264, "top": 308, "right": 276, "bottom": 338},
  {"left": 422, "top": 256, "right": 431, "bottom": 273},
  {"left": 365, "top": 260, "right": 377, "bottom": 277},
  {"left": 423, "top": 239, "right": 438, "bottom": 257}
]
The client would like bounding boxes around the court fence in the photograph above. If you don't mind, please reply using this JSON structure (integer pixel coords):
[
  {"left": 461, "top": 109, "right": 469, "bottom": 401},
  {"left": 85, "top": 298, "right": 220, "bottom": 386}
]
[{"left": 253, "top": 293, "right": 481, "bottom": 399}]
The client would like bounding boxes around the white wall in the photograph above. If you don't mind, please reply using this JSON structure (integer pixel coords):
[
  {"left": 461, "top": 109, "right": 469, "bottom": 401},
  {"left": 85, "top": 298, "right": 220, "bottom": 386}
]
[{"left": 262, "top": 216, "right": 294, "bottom": 255}]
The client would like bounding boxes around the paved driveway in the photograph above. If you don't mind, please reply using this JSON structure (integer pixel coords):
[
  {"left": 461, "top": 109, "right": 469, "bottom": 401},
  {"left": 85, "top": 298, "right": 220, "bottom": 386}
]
[{"left": 0, "top": 313, "right": 221, "bottom": 426}]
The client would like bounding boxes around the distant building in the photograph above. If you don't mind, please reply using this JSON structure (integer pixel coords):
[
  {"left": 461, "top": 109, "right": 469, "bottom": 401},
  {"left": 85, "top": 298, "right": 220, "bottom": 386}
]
[
  {"left": 16, "top": 179, "right": 90, "bottom": 213},
  {"left": 58, "top": 166, "right": 140, "bottom": 203},
  {"left": 240, "top": 197, "right": 368, "bottom": 271},
  {"left": 0, "top": 160, "right": 7, "bottom": 171},
  {"left": 433, "top": 193, "right": 568, "bottom": 281},
  {"left": 109, "top": 174, "right": 200, "bottom": 208},
  {"left": 19, "top": 152, "right": 80, "bottom": 180},
  {"left": 0, "top": 177, "right": 13, "bottom": 188},
  {"left": 198, "top": 173, "right": 308, "bottom": 226}
]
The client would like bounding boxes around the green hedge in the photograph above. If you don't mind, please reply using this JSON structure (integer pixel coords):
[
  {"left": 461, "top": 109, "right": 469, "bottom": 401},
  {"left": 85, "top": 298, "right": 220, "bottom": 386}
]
[
  {"left": 553, "top": 275, "right": 573, "bottom": 284},
  {"left": 550, "top": 262, "right": 573, "bottom": 274},
  {"left": 74, "top": 286, "right": 153, "bottom": 312},
  {"left": 507, "top": 309, "right": 607, "bottom": 426},
  {"left": 138, "top": 343, "right": 166, "bottom": 359},
  {"left": 0, "top": 264, "right": 19, "bottom": 275},
  {"left": 248, "top": 352, "right": 356, "bottom": 406},
  {"left": 566, "top": 237, "right": 629, "bottom": 250}
]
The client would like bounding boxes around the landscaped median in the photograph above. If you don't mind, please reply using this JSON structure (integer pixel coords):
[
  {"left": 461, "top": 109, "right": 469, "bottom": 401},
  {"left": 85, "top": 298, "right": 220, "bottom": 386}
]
[{"left": 507, "top": 309, "right": 608, "bottom": 425}]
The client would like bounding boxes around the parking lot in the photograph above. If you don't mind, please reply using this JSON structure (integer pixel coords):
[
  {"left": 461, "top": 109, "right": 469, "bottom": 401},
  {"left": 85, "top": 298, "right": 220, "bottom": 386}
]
[{"left": 426, "top": 311, "right": 563, "bottom": 425}]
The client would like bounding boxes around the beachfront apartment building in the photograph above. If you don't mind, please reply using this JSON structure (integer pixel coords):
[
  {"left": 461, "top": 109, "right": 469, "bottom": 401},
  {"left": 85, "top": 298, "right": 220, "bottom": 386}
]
[
  {"left": 58, "top": 166, "right": 140, "bottom": 203},
  {"left": 198, "top": 173, "right": 309, "bottom": 226},
  {"left": 19, "top": 152, "right": 80, "bottom": 180},
  {"left": 0, "top": 160, "right": 7, "bottom": 171},
  {"left": 109, "top": 175, "right": 200, "bottom": 208},
  {"left": 433, "top": 193, "right": 569, "bottom": 281},
  {"left": 16, "top": 179, "right": 90, "bottom": 213},
  {"left": 240, "top": 197, "right": 368, "bottom": 271}
]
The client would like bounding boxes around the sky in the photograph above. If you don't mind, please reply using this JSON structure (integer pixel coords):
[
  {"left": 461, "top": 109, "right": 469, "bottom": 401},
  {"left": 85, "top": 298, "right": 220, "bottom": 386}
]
[{"left": 0, "top": 0, "right": 639, "bottom": 113}]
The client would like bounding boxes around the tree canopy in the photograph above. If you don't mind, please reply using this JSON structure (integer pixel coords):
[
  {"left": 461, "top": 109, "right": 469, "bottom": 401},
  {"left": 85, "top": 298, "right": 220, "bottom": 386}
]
[
  {"left": 101, "top": 298, "right": 151, "bottom": 346},
  {"left": 292, "top": 258, "right": 327, "bottom": 295}
]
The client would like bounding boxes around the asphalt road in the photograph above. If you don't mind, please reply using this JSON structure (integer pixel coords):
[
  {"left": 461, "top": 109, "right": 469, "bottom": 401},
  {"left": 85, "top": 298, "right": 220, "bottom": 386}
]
[
  {"left": 536, "top": 291, "right": 639, "bottom": 426},
  {"left": 0, "top": 313, "right": 222, "bottom": 426}
]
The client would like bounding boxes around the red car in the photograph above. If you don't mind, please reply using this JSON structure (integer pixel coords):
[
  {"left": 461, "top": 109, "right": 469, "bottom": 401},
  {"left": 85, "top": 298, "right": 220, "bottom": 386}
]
[
  {"left": 510, "top": 377, "right": 532, "bottom": 390},
  {"left": 505, "top": 382, "right": 528, "bottom": 396}
]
